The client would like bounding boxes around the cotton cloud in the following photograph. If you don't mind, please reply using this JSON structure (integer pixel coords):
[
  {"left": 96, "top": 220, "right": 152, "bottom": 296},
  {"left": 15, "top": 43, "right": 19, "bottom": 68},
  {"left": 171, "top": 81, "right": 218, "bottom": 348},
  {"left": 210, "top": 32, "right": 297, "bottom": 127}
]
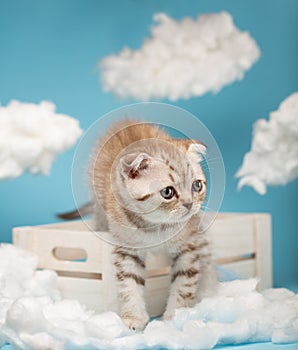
[
  {"left": 236, "top": 92, "right": 298, "bottom": 194},
  {"left": 0, "top": 100, "right": 82, "bottom": 180},
  {"left": 99, "top": 12, "right": 260, "bottom": 101},
  {"left": 1, "top": 244, "right": 298, "bottom": 349}
]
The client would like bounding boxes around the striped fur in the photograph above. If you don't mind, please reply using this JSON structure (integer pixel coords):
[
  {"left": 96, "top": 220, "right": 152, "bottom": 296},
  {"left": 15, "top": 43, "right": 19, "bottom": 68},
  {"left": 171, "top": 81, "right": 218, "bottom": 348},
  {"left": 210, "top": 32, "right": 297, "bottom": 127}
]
[{"left": 90, "top": 120, "right": 217, "bottom": 330}]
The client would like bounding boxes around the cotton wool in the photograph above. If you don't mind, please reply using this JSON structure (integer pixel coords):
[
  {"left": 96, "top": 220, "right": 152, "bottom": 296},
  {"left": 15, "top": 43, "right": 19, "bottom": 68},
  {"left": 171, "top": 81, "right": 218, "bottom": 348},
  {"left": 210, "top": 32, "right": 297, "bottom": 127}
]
[
  {"left": 0, "top": 100, "right": 82, "bottom": 180},
  {"left": 100, "top": 12, "right": 260, "bottom": 101},
  {"left": 0, "top": 244, "right": 297, "bottom": 349},
  {"left": 236, "top": 92, "right": 298, "bottom": 194}
]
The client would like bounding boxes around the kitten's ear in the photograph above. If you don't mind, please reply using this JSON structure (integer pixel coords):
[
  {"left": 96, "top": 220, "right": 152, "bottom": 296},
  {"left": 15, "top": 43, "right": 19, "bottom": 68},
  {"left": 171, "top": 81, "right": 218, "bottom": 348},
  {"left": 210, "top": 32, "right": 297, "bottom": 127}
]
[
  {"left": 187, "top": 142, "right": 207, "bottom": 162},
  {"left": 173, "top": 139, "right": 207, "bottom": 162},
  {"left": 120, "top": 152, "right": 151, "bottom": 179}
]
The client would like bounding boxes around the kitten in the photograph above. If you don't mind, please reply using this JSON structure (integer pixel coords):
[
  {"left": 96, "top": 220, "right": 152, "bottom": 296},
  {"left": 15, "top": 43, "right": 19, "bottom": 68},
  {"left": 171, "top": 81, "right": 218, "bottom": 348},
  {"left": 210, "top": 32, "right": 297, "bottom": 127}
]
[
  {"left": 89, "top": 119, "right": 217, "bottom": 331},
  {"left": 59, "top": 119, "right": 216, "bottom": 330}
]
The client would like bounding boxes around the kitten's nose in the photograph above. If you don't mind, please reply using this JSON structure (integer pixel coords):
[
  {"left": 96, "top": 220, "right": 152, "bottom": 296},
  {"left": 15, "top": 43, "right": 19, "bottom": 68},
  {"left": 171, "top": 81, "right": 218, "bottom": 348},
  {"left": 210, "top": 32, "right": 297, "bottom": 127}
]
[{"left": 182, "top": 202, "right": 193, "bottom": 210}]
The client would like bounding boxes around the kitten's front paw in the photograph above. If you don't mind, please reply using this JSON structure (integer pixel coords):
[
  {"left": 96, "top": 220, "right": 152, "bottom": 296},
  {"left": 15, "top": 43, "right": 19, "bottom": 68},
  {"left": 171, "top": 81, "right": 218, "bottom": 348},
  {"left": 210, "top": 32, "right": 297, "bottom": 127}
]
[
  {"left": 122, "top": 315, "right": 149, "bottom": 331},
  {"left": 162, "top": 310, "right": 174, "bottom": 321}
]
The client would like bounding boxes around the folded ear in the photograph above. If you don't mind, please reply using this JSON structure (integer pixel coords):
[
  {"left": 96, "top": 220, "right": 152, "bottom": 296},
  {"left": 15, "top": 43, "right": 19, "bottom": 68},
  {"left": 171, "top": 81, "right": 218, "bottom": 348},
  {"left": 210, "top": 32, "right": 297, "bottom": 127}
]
[
  {"left": 172, "top": 139, "right": 207, "bottom": 162},
  {"left": 187, "top": 142, "right": 207, "bottom": 162},
  {"left": 120, "top": 152, "right": 151, "bottom": 179}
]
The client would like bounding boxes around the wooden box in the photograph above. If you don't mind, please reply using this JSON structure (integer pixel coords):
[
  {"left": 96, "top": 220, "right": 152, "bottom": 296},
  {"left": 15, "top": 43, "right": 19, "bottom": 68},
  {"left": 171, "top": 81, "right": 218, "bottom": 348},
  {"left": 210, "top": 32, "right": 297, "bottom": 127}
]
[{"left": 13, "top": 213, "right": 272, "bottom": 317}]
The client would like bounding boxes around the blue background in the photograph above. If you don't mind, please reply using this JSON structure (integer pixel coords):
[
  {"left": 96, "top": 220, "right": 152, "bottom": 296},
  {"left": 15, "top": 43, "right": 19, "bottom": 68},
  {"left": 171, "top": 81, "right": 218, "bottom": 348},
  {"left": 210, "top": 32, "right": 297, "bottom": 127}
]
[{"left": 0, "top": 0, "right": 297, "bottom": 290}]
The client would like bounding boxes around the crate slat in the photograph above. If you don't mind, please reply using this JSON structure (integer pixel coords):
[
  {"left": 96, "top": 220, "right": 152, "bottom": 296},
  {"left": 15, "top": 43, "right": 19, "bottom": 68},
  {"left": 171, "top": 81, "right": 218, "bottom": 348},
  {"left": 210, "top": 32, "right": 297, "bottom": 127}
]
[
  {"left": 254, "top": 214, "right": 272, "bottom": 290},
  {"left": 223, "top": 259, "right": 256, "bottom": 279},
  {"left": 207, "top": 214, "right": 255, "bottom": 259}
]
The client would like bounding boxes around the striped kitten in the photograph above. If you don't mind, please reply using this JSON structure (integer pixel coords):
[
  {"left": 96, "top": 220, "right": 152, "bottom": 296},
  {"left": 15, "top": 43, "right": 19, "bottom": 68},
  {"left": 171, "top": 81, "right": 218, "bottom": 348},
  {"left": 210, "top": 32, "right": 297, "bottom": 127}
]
[{"left": 90, "top": 120, "right": 216, "bottom": 331}]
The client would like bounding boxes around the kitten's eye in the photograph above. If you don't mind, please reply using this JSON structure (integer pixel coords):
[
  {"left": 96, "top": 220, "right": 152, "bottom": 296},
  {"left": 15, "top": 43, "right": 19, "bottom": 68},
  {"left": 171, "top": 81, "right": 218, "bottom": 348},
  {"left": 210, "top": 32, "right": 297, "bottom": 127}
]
[
  {"left": 160, "top": 186, "right": 176, "bottom": 200},
  {"left": 192, "top": 180, "right": 203, "bottom": 192}
]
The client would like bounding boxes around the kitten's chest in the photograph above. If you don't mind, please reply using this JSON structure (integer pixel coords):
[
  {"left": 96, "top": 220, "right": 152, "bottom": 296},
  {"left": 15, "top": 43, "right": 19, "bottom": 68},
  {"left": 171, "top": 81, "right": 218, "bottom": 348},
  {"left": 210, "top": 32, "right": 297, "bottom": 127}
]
[{"left": 143, "top": 215, "right": 203, "bottom": 257}]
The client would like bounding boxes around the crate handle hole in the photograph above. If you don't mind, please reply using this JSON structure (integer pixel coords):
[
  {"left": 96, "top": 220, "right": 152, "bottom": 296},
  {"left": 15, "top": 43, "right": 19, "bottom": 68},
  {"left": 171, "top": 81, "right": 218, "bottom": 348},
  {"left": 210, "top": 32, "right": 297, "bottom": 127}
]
[{"left": 52, "top": 247, "right": 87, "bottom": 262}]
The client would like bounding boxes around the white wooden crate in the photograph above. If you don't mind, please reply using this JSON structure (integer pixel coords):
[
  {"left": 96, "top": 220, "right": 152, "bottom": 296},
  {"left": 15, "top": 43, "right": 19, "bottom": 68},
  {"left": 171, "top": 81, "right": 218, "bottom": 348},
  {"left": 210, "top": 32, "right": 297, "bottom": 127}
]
[{"left": 13, "top": 213, "right": 272, "bottom": 317}]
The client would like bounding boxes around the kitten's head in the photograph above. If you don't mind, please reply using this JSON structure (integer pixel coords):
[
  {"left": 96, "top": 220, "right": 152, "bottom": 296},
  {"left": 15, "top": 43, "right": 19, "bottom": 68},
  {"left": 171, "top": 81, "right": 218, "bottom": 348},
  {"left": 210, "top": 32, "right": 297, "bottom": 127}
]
[{"left": 114, "top": 139, "right": 207, "bottom": 226}]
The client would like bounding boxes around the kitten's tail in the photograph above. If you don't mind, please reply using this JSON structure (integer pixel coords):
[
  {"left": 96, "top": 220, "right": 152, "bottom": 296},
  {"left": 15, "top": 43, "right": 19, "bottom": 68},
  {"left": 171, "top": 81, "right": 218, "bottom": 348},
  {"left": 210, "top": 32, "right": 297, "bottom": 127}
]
[{"left": 56, "top": 202, "right": 93, "bottom": 220}]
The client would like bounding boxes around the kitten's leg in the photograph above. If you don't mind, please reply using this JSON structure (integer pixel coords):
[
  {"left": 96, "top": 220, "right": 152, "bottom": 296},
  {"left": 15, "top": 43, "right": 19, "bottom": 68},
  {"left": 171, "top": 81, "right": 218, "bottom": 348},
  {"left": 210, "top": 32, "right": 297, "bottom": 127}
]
[
  {"left": 197, "top": 249, "right": 218, "bottom": 300},
  {"left": 113, "top": 247, "right": 149, "bottom": 331},
  {"left": 163, "top": 241, "right": 206, "bottom": 320}
]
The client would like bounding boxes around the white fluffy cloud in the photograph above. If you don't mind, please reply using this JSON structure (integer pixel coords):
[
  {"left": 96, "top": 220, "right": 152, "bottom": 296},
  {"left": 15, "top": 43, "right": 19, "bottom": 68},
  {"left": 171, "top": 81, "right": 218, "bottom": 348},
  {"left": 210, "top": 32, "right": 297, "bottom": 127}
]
[
  {"left": 236, "top": 92, "right": 298, "bottom": 194},
  {"left": 0, "top": 100, "right": 82, "bottom": 180},
  {"left": 1, "top": 244, "right": 298, "bottom": 349},
  {"left": 99, "top": 12, "right": 260, "bottom": 101}
]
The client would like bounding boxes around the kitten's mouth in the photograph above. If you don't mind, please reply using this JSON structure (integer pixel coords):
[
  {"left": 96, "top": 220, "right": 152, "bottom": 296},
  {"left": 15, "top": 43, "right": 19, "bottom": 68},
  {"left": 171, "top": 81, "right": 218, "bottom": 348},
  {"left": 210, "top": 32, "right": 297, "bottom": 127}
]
[
  {"left": 181, "top": 210, "right": 193, "bottom": 218},
  {"left": 181, "top": 205, "right": 200, "bottom": 218}
]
